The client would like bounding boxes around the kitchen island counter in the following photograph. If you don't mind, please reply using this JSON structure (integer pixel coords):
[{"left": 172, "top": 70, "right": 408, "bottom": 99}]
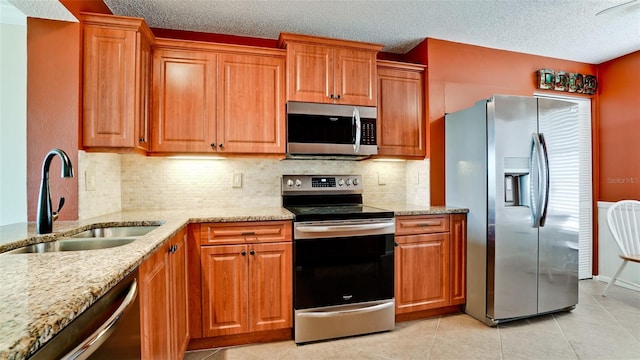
[{"left": 0, "top": 207, "right": 293, "bottom": 360}]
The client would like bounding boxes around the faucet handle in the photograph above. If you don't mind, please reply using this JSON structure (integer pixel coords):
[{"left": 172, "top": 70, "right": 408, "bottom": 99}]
[{"left": 52, "top": 197, "right": 65, "bottom": 221}]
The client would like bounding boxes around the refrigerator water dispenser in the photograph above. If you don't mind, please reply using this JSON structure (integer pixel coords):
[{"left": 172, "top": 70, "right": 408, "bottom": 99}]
[{"left": 504, "top": 157, "right": 530, "bottom": 207}]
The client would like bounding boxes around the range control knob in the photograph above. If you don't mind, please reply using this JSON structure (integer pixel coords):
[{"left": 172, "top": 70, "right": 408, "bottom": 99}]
[
  {"left": 295, "top": 179, "right": 302, "bottom": 187},
  {"left": 286, "top": 179, "right": 294, "bottom": 187},
  {"left": 353, "top": 178, "right": 359, "bottom": 186},
  {"left": 345, "top": 178, "right": 352, "bottom": 186},
  {"left": 338, "top": 179, "right": 345, "bottom": 186}
]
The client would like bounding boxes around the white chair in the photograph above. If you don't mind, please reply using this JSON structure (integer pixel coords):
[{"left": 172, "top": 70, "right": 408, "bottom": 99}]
[{"left": 602, "top": 200, "right": 640, "bottom": 296}]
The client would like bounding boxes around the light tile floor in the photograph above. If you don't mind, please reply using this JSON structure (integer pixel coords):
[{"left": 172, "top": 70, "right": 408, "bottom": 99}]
[{"left": 185, "top": 280, "right": 640, "bottom": 360}]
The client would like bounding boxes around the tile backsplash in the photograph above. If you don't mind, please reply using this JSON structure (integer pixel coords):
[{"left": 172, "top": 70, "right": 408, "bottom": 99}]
[{"left": 78, "top": 152, "right": 430, "bottom": 219}]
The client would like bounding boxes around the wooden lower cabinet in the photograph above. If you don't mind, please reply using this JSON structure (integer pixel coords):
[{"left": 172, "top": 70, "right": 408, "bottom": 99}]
[
  {"left": 200, "top": 241, "right": 292, "bottom": 337},
  {"left": 140, "top": 227, "right": 189, "bottom": 359},
  {"left": 395, "top": 233, "right": 450, "bottom": 312},
  {"left": 394, "top": 214, "right": 467, "bottom": 317}
]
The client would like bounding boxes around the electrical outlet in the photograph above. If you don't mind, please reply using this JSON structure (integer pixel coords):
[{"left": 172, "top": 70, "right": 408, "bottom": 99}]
[
  {"left": 377, "top": 171, "right": 387, "bottom": 185},
  {"left": 85, "top": 170, "right": 96, "bottom": 191},
  {"left": 232, "top": 172, "right": 243, "bottom": 188}
]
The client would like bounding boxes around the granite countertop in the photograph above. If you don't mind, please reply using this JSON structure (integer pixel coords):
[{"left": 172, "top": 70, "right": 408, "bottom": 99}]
[
  {"left": 370, "top": 203, "right": 469, "bottom": 216},
  {"left": 0, "top": 207, "right": 293, "bottom": 360},
  {"left": 0, "top": 203, "right": 466, "bottom": 359}
]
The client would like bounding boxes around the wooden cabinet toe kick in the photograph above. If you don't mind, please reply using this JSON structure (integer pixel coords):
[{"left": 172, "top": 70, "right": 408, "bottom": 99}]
[{"left": 187, "top": 328, "right": 292, "bottom": 351}]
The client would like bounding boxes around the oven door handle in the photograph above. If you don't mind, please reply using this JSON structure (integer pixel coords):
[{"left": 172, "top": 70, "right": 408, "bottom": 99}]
[
  {"left": 297, "top": 301, "right": 393, "bottom": 318},
  {"left": 296, "top": 222, "right": 394, "bottom": 233}
]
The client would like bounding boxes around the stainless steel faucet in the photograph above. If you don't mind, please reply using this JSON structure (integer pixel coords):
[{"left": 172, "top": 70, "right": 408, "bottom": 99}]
[{"left": 37, "top": 149, "right": 74, "bottom": 234}]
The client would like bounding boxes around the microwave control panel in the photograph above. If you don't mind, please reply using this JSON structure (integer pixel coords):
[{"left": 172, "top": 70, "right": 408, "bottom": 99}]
[{"left": 361, "top": 120, "right": 376, "bottom": 145}]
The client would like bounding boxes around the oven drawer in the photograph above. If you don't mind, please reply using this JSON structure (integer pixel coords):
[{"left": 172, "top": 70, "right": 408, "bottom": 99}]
[
  {"left": 200, "top": 221, "right": 292, "bottom": 245},
  {"left": 395, "top": 215, "right": 450, "bottom": 235}
]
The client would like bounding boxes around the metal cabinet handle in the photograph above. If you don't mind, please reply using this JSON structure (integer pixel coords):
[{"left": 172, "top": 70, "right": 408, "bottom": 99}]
[
  {"left": 249, "top": 250, "right": 255, "bottom": 255},
  {"left": 139, "top": 137, "right": 146, "bottom": 143},
  {"left": 219, "top": 143, "right": 224, "bottom": 149},
  {"left": 241, "top": 250, "right": 247, "bottom": 256},
  {"left": 61, "top": 279, "right": 138, "bottom": 360},
  {"left": 210, "top": 143, "right": 216, "bottom": 149},
  {"left": 336, "top": 94, "right": 341, "bottom": 100},
  {"left": 329, "top": 94, "right": 335, "bottom": 99},
  {"left": 241, "top": 231, "right": 256, "bottom": 236}
]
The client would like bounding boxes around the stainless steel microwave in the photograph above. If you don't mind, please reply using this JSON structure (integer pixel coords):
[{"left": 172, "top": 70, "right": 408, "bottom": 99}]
[{"left": 286, "top": 102, "right": 377, "bottom": 159}]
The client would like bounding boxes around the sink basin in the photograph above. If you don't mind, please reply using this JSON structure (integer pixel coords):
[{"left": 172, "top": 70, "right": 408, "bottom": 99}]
[
  {"left": 70, "top": 225, "right": 160, "bottom": 238},
  {"left": 4, "top": 238, "right": 136, "bottom": 254}
]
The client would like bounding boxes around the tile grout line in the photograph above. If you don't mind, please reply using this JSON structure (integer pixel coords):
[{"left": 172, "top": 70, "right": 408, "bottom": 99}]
[
  {"left": 425, "top": 316, "right": 441, "bottom": 360},
  {"left": 592, "top": 288, "right": 640, "bottom": 344},
  {"left": 552, "top": 313, "right": 580, "bottom": 360},
  {"left": 496, "top": 324, "right": 504, "bottom": 360}
]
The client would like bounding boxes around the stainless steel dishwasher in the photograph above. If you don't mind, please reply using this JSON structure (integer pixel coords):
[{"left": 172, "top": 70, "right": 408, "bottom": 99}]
[{"left": 30, "top": 270, "right": 141, "bottom": 359}]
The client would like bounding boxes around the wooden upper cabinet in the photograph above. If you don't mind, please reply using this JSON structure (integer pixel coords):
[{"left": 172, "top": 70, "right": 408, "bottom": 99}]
[
  {"left": 151, "top": 39, "right": 286, "bottom": 154},
  {"left": 377, "top": 61, "right": 427, "bottom": 158},
  {"left": 279, "top": 33, "right": 382, "bottom": 106},
  {"left": 151, "top": 47, "right": 217, "bottom": 153},
  {"left": 81, "top": 13, "right": 154, "bottom": 151},
  {"left": 217, "top": 53, "right": 285, "bottom": 153}
]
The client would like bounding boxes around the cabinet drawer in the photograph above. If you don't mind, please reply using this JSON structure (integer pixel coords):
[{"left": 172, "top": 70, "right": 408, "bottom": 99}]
[
  {"left": 200, "top": 221, "right": 292, "bottom": 245},
  {"left": 395, "top": 215, "right": 450, "bottom": 236}
]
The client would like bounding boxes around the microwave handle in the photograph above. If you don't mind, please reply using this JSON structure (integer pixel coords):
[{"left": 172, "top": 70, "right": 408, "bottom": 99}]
[{"left": 353, "top": 107, "right": 361, "bottom": 153}]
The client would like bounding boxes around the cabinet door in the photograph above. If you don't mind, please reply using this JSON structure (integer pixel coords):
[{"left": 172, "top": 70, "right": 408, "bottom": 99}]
[
  {"left": 377, "top": 65, "right": 425, "bottom": 156},
  {"left": 170, "top": 228, "right": 189, "bottom": 357},
  {"left": 286, "top": 43, "right": 333, "bottom": 103},
  {"left": 140, "top": 243, "right": 171, "bottom": 359},
  {"left": 334, "top": 48, "right": 377, "bottom": 106},
  {"left": 395, "top": 233, "right": 450, "bottom": 313},
  {"left": 83, "top": 25, "right": 137, "bottom": 148},
  {"left": 151, "top": 48, "right": 217, "bottom": 153},
  {"left": 201, "top": 244, "right": 248, "bottom": 337},
  {"left": 135, "top": 33, "right": 151, "bottom": 151},
  {"left": 217, "top": 53, "right": 285, "bottom": 153},
  {"left": 248, "top": 242, "right": 292, "bottom": 332},
  {"left": 450, "top": 214, "right": 467, "bottom": 305}
]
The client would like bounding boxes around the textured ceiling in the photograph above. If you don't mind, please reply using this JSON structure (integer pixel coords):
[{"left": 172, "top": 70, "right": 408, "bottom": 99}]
[
  {"left": 103, "top": 0, "right": 640, "bottom": 64},
  {"left": 7, "top": 0, "right": 76, "bottom": 23}
]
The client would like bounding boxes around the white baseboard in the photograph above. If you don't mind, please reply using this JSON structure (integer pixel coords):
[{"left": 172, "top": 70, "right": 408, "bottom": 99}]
[{"left": 594, "top": 275, "right": 640, "bottom": 292}]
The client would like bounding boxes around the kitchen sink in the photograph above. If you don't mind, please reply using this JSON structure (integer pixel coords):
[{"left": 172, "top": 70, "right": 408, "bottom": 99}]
[
  {"left": 3, "top": 237, "right": 137, "bottom": 254},
  {"left": 3, "top": 224, "right": 161, "bottom": 254},
  {"left": 70, "top": 225, "right": 160, "bottom": 238}
]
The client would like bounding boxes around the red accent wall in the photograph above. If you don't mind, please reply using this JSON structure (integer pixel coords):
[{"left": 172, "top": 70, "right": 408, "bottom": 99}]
[
  {"left": 423, "top": 39, "right": 597, "bottom": 206},
  {"left": 597, "top": 51, "right": 640, "bottom": 201},
  {"left": 58, "top": 0, "right": 112, "bottom": 17},
  {"left": 27, "top": 18, "right": 81, "bottom": 221}
]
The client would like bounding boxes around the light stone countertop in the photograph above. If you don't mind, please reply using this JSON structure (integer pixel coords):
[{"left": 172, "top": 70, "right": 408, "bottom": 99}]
[
  {"left": 0, "top": 204, "right": 466, "bottom": 359},
  {"left": 0, "top": 207, "right": 293, "bottom": 360},
  {"left": 369, "top": 203, "right": 469, "bottom": 216}
]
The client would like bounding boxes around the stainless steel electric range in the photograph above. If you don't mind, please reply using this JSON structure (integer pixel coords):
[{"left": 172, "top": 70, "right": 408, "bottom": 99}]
[{"left": 282, "top": 174, "right": 395, "bottom": 344}]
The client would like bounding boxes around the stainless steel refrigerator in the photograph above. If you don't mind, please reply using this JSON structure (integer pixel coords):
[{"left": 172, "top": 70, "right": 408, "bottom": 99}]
[{"left": 445, "top": 95, "right": 579, "bottom": 326}]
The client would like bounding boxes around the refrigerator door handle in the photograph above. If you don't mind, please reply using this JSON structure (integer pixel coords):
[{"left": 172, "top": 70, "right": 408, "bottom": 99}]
[
  {"left": 530, "top": 133, "right": 544, "bottom": 228},
  {"left": 538, "top": 133, "right": 550, "bottom": 227}
]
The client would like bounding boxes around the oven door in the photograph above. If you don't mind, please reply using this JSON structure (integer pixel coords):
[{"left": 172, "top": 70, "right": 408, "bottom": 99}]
[{"left": 294, "top": 227, "right": 395, "bottom": 310}]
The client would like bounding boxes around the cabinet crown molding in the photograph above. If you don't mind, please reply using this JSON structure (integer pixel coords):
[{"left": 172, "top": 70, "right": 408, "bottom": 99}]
[
  {"left": 80, "top": 12, "right": 155, "bottom": 41},
  {"left": 278, "top": 32, "right": 383, "bottom": 52}
]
